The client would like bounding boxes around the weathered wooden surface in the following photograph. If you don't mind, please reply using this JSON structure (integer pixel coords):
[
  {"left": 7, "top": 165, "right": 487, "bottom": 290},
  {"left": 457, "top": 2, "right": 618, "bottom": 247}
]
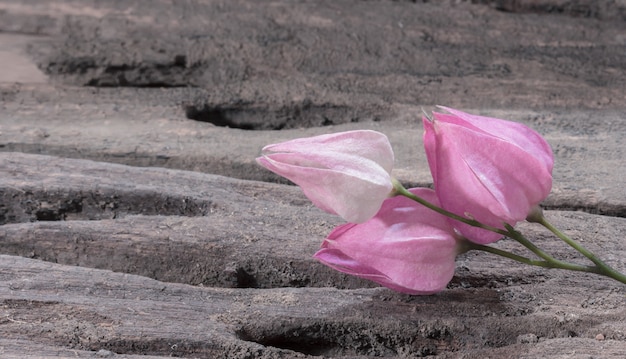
[
  {"left": 1, "top": 0, "right": 625, "bottom": 358},
  {"left": 1, "top": 250, "right": 625, "bottom": 359},
  {"left": 2, "top": 93, "right": 625, "bottom": 215},
  {"left": 2, "top": 155, "right": 625, "bottom": 359}
]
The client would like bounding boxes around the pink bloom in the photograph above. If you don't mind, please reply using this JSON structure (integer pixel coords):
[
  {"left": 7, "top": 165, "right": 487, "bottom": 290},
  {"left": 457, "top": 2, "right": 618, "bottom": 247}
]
[
  {"left": 314, "top": 188, "right": 464, "bottom": 295},
  {"left": 423, "top": 107, "right": 554, "bottom": 244},
  {"left": 256, "top": 130, "right": 394, "bottom": 223}
]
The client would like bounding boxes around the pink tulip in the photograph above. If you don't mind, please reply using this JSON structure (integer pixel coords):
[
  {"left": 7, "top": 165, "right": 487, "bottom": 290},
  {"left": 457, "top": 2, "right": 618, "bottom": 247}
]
[
  {"left": 256, "top": 130, "right": 394, "bottom": 223},
  {"left": 423, "top": 107, "right": 554, "bottom": 244},
  {"left": 314, "top": 188, "right": 464, "bottom": 295}
]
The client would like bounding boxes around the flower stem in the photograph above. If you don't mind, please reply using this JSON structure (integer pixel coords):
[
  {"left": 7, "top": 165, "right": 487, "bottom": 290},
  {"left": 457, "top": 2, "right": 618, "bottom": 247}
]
[
  {"left": 503, "top": 223, "right": 555, "bottom": 263},
  {"left": 535, "top": 214, "right": 626, "bottom": 284},
  {"left": 392, "top": 179, "right": 626, "bottom": 284},
  {"left": 500, "top": 223, "right": 606, "bottom": 273},
  {"left": 392, "top": 179, "right": 508, "bottom": 236},
  {"left": 466, "top": 242, "right": 600, "bottom": 273}
]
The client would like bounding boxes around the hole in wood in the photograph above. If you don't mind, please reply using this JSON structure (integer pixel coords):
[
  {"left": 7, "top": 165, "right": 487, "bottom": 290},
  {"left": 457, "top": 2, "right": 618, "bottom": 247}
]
[{"left": 183, "top": 101, "right": 359, "bottom": 130}]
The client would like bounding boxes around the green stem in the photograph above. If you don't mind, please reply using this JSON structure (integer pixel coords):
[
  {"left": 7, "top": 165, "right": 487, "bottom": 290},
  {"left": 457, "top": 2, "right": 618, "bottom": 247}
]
[
  {"left": 467, "top": 242, "right": 600, "bottom": 273},
  {"left": 536, "top": 215, "right": 626, "bottom": 284},
  {"left": 392, "top": 179, "right": 626, "bottom": 284},
  {"left": 393, "top": 179, "right": 626, "bottom": 284},
  {"left": 503, "top": 223, "right": 555, "bottom": 263},
  {"left": 501, "top": 223, "right": 605, "bottom": 273},
  {"left": 392, "top": 179, "right": 508, "bottom": 237}
]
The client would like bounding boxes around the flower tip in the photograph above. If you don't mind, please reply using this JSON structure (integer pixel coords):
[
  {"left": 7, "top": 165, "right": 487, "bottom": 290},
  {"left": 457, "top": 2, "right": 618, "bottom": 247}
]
[
  {"left": 255, "top": 155, "right": 268, "bottom": 166},
  {"left": 259, "top": 143, "right": 275, "bottom": 154},
  {"left": 421, "top": 108, "right": 433, "bottom": 122}
]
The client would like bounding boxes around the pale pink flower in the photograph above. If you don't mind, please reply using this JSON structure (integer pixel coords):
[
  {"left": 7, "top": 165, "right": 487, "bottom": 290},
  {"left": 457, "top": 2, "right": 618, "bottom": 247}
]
[
  {"left": 314, "top": 188, "right": 464, "bottom": 295},
  {"left": 256, "top": 130, "right": 394, "bottom": 223},
  {"left": 423, "top": 107, "right": 554, "bottom": 244}
]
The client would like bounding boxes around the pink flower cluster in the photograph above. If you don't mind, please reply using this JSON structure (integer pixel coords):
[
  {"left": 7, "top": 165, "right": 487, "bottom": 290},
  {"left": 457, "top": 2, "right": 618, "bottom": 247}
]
[{"left": 257, "top": 107, "right": 554, "bottom": 294}]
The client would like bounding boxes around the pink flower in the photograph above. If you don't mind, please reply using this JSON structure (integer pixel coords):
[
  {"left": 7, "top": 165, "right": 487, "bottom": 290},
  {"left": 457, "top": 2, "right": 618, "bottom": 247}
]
[
  {"left": 314, "top": 188, "right": 464, "bottom": 295},
  {"left": 423, "top": 107, "right": 554, "bottom": 244},
  {"left": 256, "top": 130, "right": 394, "bottom": 223}
]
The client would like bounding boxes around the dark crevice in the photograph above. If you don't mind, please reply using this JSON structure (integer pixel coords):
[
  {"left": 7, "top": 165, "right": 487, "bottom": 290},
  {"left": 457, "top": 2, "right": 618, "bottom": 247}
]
[
  {"left": 235, "top": 323, "right": 364, "bottom": 357},
  {"left": 542, "top": 204, "right": 626, "bottom": 218},
  {"left": 486, "top": 0, "right": 610, "bottom": 18},
  {"left": 235, "top": 319, "right": 449, "bottom": 357},
  {"left": 184, "top": 105, "right": 256, "bottom": 130},
  {"left": 238, "top": 329, "right": 342, "bottom": 357},
  {"left": 1, "top": 189, "right": 216, "bottom": 225},
  {"left": 47, "top": 56, "right": 194, "bottom": 88},
  {"left": 372, "top": 1, "right": 624, "bottom": 20},
  {"left": 86, "top": 81, "right": 189, "bottom": 88},
  {"left": 235, "top": 268, "right": 258, "bottom": 288},
  {"left": 183, "top": 102, "right": 363, "bottom": 130},
  {"left": 35, "top": 199, "right": 83, "bottom": 221}
]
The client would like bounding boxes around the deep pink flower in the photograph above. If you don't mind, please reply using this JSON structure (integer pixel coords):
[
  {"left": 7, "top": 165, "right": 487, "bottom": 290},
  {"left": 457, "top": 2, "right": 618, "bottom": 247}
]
[
  {"left": 423, "top": 107, "right": 554, "bottom": 244},
  {"left": 256, "top": 130, "right": 394, "bottom": 223},
  {"left": 314, "top": 188, "right": 464, "bottom": 295}
]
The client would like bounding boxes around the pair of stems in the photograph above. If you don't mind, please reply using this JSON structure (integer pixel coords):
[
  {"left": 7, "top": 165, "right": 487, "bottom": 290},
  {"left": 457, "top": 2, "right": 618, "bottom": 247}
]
[{"left": 391, "top": 179, "right": 626, "bottom": 285}]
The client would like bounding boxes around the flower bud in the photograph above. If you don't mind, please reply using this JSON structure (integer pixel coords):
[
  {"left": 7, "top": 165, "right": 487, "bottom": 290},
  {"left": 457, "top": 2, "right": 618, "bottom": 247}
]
[
  {"left": 257, "top": 130, "right": 394, "bottom": 223},
  {"left": 423, "top": 107, "right": 554, "bottom": 244},
  {"left": 314, "top": 188, "right": 464, "bottom": 295}
]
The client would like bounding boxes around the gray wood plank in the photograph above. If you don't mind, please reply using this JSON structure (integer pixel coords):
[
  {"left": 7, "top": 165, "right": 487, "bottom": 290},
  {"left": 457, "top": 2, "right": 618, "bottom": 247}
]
[{"left": 0, "top": 0, "right": 624, "bottom": 357}]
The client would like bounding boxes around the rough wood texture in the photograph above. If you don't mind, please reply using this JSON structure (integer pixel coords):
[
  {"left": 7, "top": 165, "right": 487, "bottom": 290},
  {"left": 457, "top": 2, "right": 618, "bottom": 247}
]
[{"left": 0, "top": 0, "right": 625, "bottom": 358}]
